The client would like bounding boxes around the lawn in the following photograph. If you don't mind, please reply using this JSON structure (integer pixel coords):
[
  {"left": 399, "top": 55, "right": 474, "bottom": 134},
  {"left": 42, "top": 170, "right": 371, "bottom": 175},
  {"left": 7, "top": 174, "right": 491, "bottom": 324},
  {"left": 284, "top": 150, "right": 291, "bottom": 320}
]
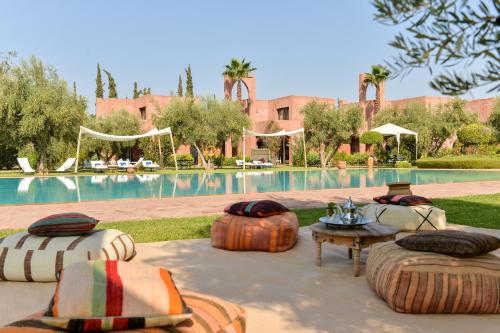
[{"left": 1, "top": 193, "right": 498, "bottom": 242}]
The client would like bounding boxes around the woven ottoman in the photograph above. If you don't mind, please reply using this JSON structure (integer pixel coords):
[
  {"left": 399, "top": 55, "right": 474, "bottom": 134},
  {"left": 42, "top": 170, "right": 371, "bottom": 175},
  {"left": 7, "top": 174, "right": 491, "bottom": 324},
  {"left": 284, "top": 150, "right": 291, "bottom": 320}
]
[
  {"left": 0, "top": 229, "right": 135, "bottom": 282},
  {"left": 1, "top": 290, "right": 247, "bottom": 333},
  {"left": 366, "top": 241, "right": 500, "bottom": 314},
  {"left": 211, "top": 212, "right": 299, "bottom": 252},
  {"left": 362, "top": 203, "right": 446, "bottom": 231}
]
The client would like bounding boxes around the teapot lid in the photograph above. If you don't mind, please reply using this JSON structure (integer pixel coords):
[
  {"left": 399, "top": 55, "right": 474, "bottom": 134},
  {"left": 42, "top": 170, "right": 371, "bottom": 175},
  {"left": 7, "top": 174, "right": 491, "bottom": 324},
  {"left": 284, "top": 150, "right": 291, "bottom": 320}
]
[{"left": 343, "top": 196, "right": 357, "bottom": 209}]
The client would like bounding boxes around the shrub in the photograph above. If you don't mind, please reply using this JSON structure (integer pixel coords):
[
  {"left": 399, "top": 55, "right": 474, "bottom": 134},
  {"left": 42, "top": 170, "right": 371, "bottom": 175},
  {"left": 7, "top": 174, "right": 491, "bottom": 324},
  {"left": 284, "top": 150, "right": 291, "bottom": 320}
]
[
  {"left": 457, "top": 124, "right": 492, "bottom": 146},
  {"left": 213, "top": 155, "right": 225, "bottom": 168},
  {"left": 292, "top": 150, "right": 321, "bottom": 167},
  {"left": 360, "top": 131, "right": 383, "bottom": 145},
  {"left": 416, "top": 155, "right": 500, "bottom": 169},
  {"left": 17, "top": 143, "right": 38, "bottom": 168},
  {"left": 167, "top": 153, "right": 193, "bottom": 167},
  {"left": 395, "top": 161, "right": 412, "bottom": 168},
  {"left": 346, "top": 152, "right": 369, "bottom": 165},
  {"left": 333, "top": 151, "right": 349, "bottom": 163}
]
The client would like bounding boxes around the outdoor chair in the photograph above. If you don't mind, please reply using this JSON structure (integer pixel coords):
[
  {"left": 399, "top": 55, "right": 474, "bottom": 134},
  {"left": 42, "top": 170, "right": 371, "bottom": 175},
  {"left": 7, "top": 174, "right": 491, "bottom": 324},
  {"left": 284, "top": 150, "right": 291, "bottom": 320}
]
[
  {"left": 142, "top": 159, "right": 160, "bottom": 171},
  {"left": 17, "top": 157, "right": 35, "bottom": 174},
  {"left": 90, "top": 160, "right": 108, "bottom": 172},
  {"left": 56, "top": 157, "right": 76, "bottom": 172}
]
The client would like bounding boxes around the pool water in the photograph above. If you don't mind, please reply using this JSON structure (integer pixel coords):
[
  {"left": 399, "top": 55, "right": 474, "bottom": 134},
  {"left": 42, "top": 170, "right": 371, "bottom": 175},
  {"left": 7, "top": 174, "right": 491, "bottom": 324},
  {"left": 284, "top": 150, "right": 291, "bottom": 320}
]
[{"left": 1, "top": 169, "right": 499, "bottom": 205}]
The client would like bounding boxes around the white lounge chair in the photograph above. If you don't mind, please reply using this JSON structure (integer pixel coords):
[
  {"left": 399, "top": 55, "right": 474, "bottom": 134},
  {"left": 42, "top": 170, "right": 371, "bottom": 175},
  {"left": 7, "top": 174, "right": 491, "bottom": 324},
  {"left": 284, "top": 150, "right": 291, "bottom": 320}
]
[
  {"left": 90, "top": 160, "right": 108, "bottom": 172},
  {"left": 17, "top": 177, "right": 35, "bottom": 192},
  {"left": 56, "top": 176, "right": 76, "bottom": 190},
  {"left": 130, "top": 157, "right": 144, "bottom": 167},
  {"left": 117, "top": 159, "right": 132, "bottom": 169},
  {"left": 56, "top": 158, "right": 76, "bottom": 172},
  {"left": 142, "top": 160, "right": 160, "bottom": 170},
  {"left": 236, "top": 159, "right": 256, "bottom": 168},
  {"left": 17, "top": 158, "right": 35, "bottom": 174}
]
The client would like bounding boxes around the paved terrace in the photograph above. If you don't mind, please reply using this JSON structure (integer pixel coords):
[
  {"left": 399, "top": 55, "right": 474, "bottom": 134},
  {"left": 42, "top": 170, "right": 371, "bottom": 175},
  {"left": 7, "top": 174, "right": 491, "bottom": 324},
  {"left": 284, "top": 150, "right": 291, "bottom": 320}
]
[{"left": 1, "top": 180, "right": 499, "bottom": 229}]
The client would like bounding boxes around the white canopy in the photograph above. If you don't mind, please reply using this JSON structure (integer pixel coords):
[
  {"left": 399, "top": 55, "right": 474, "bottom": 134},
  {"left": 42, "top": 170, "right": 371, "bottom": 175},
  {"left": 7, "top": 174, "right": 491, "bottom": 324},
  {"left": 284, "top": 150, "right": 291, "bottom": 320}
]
[
  {"left": 75, "top": 126, "right": 177, "bottom": 171},
  {"left": 242, "top": 128, "right": 307, "bottom": 168},
  {"left": 371, "top": 123, "right": 418, "bottom": 159}
]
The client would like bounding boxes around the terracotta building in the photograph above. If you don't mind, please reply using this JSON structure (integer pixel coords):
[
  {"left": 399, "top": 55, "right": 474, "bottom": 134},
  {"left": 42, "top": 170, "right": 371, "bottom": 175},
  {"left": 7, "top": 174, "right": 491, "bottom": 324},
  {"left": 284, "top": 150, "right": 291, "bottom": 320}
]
[{"left": 95, "top": 74, "right": 496, "bottom": 164}]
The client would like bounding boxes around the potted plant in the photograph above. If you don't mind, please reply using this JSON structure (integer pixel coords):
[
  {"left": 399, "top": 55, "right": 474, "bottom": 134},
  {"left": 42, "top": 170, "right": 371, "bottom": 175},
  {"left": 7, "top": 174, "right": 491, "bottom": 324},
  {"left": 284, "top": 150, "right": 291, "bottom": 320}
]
[
  {"left": 327, "top": 202, "right": 336, "bottom": 217},
  {"left": 360, "top": 131, "right": 384, "bottom": 168}
]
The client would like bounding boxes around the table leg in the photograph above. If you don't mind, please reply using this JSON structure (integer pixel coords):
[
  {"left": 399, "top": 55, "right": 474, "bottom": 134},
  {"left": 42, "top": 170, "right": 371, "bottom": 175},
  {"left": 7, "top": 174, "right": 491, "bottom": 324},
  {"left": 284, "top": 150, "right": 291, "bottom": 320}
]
[
  {"left": 315, "top": 241, "right": 322, "bottom": 266},
  {"left": 348, "top": 248, "right": 352, "bottom": 259},
  {"left": 353, "top": 238, "right": 361, "bottom": 277}
]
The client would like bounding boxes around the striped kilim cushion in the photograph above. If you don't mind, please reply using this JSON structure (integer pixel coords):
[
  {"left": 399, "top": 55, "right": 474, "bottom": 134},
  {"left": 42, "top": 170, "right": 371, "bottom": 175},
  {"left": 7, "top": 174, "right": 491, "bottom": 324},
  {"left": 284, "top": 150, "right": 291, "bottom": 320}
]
[
  {"left": 0, "top": 229, "right": 135, "bottom": 282},
  {"left": 40, "top": 260, "right": 192, "bottom": 332},
  {"left": 2, "top": 290, "right": 246, "bottom": 333},
  {"left": 211, "top": 212, "right": 299, "bottom": 252},
  {"left": 366, "top": 241, "right": 500, "bottom": 314},
  {"left": 28, "top": 213, "right": 98, "bottom": 236}
]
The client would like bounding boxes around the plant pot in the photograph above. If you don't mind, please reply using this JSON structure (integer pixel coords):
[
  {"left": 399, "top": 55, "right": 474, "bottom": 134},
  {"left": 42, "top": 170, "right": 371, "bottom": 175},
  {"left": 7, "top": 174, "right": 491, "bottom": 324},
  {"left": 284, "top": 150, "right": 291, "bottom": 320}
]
[
  {"left": 367, "top": 156, "right": 374, "bottom": 168},
  {"left": 126, "top": 167, "right": 135, "bottom": 174},
  {"left": 337, "top": 161, "right": 347, "bottom": 169}
]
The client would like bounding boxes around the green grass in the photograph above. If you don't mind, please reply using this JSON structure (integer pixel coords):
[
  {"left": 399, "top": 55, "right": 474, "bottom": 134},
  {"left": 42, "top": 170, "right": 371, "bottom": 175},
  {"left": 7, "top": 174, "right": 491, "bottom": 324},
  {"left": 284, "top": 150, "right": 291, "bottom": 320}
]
[{"left": 1, "top": 193, "right": 499, "bottom": 242}]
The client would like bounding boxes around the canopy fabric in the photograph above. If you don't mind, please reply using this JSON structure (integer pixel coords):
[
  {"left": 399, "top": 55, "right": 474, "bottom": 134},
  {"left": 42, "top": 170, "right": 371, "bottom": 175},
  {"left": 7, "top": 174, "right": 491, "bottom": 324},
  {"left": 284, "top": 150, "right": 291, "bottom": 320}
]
[
  {"left": 244, "top": 128, "right": 304, "bottom": 137},
  {"left": 79, "top": 126, "right": 172, "bottom": 142},
  {"left": 371, "top": 123, "right": 417, "bottom": 136},
  {"left": 370, "top": 123, "right": 418, "bottom": 158},
  {"left": 75, "top": 126, "right": 177, "bottom": 172},
  {"left": 242, "top": 127, "right": 307, "bottom": 168}
]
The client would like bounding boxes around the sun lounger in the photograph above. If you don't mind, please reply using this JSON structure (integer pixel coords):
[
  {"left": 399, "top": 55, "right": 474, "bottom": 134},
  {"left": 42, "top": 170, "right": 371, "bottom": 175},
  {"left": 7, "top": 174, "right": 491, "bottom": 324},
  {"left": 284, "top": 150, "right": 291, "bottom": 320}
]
[
  {"left": 90, "top": 160, "right": 108, "bottom": 172},
  {"left": 17, "top": 157, "right": 35, "bottom": 174},
  {"left": 56, "top": 158, "right": 76, "bottom": 172},
  {"left": 142, "top": 159, "right": 160, "bottom": 170}
]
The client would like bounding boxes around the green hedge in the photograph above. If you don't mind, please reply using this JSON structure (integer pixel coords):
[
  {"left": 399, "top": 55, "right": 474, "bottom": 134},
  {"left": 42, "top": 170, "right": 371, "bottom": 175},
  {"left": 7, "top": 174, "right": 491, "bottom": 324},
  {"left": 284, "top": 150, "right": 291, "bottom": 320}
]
[
  {"left": 416, "top": 156, "right": 500, "bottom": 169},
  {"left": 395, "top": 161, "right": 412, "bottom": 168}
]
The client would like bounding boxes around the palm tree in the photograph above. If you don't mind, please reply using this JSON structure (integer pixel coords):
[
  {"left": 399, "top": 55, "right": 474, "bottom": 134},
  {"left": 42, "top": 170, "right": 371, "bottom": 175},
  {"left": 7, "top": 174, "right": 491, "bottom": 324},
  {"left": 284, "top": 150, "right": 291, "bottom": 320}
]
[
  {"left": 223, "top": 58, "right": 257, "bottom": 101},
  {"left": 364, "top": 65, "right": 390, "bottom": 112}
]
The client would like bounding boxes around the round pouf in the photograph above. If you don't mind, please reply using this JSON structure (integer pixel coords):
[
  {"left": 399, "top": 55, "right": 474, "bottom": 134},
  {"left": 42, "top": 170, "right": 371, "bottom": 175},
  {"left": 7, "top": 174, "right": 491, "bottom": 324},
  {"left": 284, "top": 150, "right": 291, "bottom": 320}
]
[{"left": 211, "top": 212, "right": 299, "bottom": 252}]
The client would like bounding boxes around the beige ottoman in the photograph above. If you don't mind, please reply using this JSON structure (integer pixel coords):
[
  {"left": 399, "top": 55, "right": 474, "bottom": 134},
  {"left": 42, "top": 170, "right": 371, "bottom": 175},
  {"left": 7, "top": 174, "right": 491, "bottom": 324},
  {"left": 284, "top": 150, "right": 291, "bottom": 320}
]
[
  {"left": 362, "top": 203, "right": 446, "bottom": 231},
  {"left": 367, "top": 241, "right": 500, "bottom": 314}
]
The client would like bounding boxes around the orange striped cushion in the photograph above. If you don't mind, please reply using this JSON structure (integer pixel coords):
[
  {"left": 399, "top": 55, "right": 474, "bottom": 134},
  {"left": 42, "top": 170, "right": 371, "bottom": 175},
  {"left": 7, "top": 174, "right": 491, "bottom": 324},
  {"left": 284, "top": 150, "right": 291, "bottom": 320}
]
[
  {"left": 42, "top": 260, "right": 192, "bottom": 331},
  {"left": 2, "top": 290, "right": 246, "bottom": 333},
  {"left": 211, "top": 212, "right": 299, "bottom": 252},
  {"left": 366, "top": 241, "right": 500, "bottom": 314}
]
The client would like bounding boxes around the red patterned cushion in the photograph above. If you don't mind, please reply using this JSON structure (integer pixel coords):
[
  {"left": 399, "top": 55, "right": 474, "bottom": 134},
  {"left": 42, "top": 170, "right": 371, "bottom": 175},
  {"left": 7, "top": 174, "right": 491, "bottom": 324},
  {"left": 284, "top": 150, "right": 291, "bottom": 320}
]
[
  {"left": 28, "top": 213, "right": 98, "bottom": 236},
  {"left": 373, "top": 195, "right": 431, "bottom": 206},
  {"left": 224, "top": 200, "right": 289, "bottom": 217}
]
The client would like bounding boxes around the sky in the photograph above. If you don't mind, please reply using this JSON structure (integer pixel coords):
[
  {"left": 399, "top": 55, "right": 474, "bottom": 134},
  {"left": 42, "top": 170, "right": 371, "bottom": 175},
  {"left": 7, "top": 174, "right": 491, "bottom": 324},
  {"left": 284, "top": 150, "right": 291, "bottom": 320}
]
[{"left": 0, "top": 0, "right": 494, "bottom": 113}]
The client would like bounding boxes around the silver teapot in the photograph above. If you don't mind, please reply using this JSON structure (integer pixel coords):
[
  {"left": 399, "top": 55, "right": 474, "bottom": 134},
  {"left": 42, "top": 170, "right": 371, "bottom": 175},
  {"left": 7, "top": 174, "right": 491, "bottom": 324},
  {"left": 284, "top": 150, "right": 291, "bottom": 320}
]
[{"left": 336, "top": 197, "right": 363, "bottom": 224}]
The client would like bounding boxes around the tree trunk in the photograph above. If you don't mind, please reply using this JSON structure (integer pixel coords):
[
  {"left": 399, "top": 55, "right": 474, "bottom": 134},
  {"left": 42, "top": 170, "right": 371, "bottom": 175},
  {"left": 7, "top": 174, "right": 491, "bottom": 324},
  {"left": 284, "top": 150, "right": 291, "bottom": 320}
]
[
  {"left": 237, "top": 80, "right": 242, "bottom": 101},
  {"left": 375, "top": 84, "right": 381, "bottom": 113},
  {"left": 319, "top": 143, "right": 327, "bottom": 168},
  {"left": 194, "top": 144, "right": 210, "bottom": 170},
  {"left": 37, "top": 149, "right": 46, "bottom": 173}
]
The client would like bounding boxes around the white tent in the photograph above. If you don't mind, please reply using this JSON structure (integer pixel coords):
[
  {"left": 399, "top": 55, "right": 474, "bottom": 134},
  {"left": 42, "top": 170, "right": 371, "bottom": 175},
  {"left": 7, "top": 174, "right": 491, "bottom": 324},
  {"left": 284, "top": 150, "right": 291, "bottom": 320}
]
[
  {"left": 370, "top": 123, "right": 418, "bottom": 159},
  {"left": 75, "top": 126, "right": 177, "bottom": 172},
  {"left": 242, "top": 128, "right": 307, "bottom": 169}
]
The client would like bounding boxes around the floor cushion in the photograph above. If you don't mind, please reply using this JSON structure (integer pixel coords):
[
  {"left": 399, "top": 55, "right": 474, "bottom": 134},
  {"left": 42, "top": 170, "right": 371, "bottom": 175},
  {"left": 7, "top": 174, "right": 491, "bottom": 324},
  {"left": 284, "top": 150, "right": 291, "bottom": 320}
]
[
  {"left": 1, "top": 290, "right": 247, "bottom": 333},
  {"left": 211, "top": 212, "right": 299, "bottom": 252},
  {"left": 361, "top": 203, "right": 446, "bottom": 231},
  {"left": 0, "top": 229, "right": 135, "bottom": 282},
  {"left": 366, "top": 241, "right": 500, "bottom": 314}
]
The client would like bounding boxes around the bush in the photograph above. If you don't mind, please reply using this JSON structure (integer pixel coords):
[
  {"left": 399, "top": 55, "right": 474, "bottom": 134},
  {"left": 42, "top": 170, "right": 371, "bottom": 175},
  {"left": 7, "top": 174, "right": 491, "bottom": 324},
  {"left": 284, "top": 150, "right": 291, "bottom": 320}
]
[
  {"left": 292, "top": 150, "right": 321, "bottom": 167},
  {"left": 395, "top": 161, "right": 412, "bottom": 168},
  {"left": 416, "top": 155, "right": 500, "bottom": 169},
  {"left": 333, "top": 151, "right": 349, "bottom": 163},
  {"left": 167, "top": 153, "right": 193, "bottom": 167},
  {"left": 346, "top": 152, "right": 369, "bottom": 165},
  {"left": 213, "top": 155, "right": 225, "bottom": 168},
  {"left": 457, "top": 124, "right": 492, "bottom": 146},
  {"left": 17, "top": 143, "right": 38, "bottom": 168},
  {"left": 360, "top": 131, "right": 383, "bottom": 145}
]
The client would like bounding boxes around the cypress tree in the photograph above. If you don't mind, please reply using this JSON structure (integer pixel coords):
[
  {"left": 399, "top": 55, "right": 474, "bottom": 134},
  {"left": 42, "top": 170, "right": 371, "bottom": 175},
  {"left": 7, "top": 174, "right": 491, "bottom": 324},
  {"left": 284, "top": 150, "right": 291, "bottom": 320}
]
[
  {"left": 133, "top": 82, "right": 139, "bottom": 98},
  {"left": 95, "top": 63, "right": 104, "bottom": 98},
  {"left": 177, "top": 75, "right": 183, "bottom": 97},
  {"left": 185, "top": 65, "right": 193, "bottom": 97},
  {"left": 73, "top": 81, "right": 77, "bottom": 96},
  {"left": 104, "top": 70, "right": 118, "bottom": 98}
]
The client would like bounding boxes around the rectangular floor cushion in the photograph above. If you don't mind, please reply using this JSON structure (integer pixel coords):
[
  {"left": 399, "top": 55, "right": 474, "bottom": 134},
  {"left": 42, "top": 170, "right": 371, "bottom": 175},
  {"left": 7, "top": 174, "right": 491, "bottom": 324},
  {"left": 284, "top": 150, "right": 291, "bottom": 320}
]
[
  {"left": 211, "top": 212, "right": 299, "bottom": 252},
  {"left": 366, "top": 241, "right": 500, "bottom": 314},
  {"left": 362, "top": 203, "right": 446, "bottom": 231},
  {"left": 1, "top": 290, "right": 246, "bottom": 333},
  {"left": 0, "top": 229, "right": 135, "bottom": 282}
]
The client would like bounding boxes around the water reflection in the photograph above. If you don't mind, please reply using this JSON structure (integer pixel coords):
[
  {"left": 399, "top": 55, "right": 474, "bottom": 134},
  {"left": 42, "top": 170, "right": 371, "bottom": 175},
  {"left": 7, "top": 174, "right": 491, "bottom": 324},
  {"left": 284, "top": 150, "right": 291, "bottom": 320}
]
[{"left": 1, "top": 169, "right": 499, "bottom": 205}]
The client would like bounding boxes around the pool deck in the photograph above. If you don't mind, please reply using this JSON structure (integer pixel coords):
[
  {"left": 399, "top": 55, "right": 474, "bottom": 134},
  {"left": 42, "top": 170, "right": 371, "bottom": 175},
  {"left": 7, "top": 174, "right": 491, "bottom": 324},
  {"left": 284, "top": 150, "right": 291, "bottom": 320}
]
[{"left": 1, "top": 180, "right": 499, "bottom": 229}]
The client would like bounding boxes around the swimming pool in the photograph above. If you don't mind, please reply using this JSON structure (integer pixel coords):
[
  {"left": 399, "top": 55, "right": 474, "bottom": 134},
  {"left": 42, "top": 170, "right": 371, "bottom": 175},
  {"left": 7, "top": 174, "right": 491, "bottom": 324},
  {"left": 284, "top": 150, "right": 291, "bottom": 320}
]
[{"left": 1, "top": 169, "right": 499, "bottom": 205}]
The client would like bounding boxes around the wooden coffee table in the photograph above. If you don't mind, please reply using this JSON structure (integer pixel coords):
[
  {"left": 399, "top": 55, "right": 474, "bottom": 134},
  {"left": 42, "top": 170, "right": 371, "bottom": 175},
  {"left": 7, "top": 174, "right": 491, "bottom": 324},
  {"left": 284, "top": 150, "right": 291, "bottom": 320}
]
[{"left": 310, "top": 222, "right": 399, "bottom": 277}]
